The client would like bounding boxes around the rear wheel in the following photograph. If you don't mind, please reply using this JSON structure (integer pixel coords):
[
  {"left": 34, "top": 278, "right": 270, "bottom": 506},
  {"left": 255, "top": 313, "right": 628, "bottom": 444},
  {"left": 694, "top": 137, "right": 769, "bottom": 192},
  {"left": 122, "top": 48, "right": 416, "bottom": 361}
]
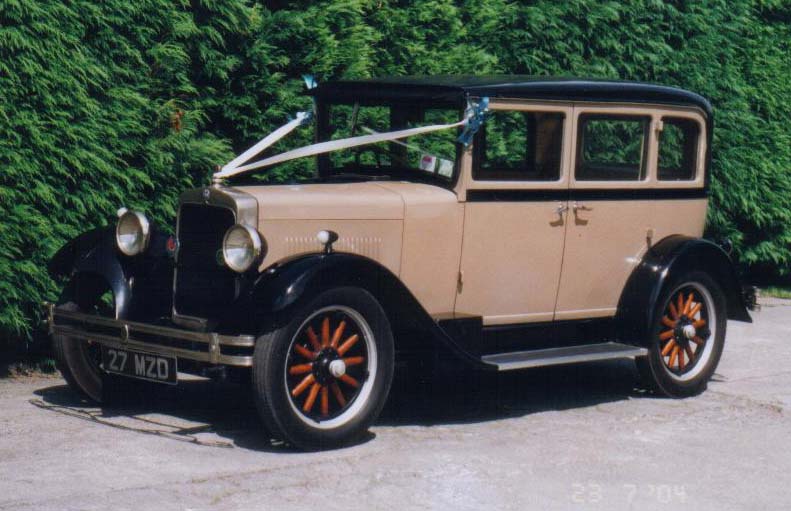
[
  {"left": 637, "top": 271, "right": 726, "bottom": 397},
  {"left": 252, "top": 287, "right": 394, "bottom": 450}
]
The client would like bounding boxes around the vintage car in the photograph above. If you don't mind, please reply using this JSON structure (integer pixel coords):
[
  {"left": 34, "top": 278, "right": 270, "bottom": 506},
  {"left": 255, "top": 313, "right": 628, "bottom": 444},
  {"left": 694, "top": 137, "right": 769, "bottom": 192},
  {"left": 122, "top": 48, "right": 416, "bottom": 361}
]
[{"left": 46, "top": 76, "right": 754, "bottom": 450}]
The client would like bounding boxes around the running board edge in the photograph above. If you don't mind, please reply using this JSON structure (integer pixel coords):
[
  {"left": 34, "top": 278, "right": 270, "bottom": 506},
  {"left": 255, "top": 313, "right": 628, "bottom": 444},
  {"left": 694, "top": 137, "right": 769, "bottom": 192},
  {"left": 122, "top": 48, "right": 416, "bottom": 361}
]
[{"left": 481, "top": 342, "right": 648, "bottom": 371}]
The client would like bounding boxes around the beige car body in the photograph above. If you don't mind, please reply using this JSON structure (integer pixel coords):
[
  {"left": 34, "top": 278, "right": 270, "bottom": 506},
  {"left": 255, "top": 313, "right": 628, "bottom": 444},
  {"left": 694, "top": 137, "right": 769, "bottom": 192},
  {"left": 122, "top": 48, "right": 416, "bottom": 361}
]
[{"left": 236, "top": 99, "right": 708, "bottom": 328}]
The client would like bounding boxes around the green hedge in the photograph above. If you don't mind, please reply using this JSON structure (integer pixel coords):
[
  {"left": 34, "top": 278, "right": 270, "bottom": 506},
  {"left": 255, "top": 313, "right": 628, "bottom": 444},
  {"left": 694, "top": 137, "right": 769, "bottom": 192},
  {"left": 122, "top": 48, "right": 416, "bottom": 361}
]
[{"left": 1, "top": 0, "right": 789, "bottom": 349}]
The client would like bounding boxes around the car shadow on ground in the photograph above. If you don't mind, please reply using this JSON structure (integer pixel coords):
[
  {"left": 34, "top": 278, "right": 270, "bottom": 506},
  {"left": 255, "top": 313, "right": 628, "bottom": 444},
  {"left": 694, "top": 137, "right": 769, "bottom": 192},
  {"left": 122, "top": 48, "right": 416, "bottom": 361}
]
[
  {"left": 32, "top": 358, "right": 646, "bottom": 452},
  {"left": 380, "top": 357, "right": 644, "bottom": 426}
]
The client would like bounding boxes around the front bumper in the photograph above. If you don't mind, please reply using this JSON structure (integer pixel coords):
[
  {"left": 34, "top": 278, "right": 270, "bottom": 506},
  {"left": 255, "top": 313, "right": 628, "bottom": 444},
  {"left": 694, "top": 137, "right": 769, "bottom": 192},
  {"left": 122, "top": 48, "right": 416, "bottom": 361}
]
[{"left": 45, "top": 303, "right": 255, "bottom": 367}]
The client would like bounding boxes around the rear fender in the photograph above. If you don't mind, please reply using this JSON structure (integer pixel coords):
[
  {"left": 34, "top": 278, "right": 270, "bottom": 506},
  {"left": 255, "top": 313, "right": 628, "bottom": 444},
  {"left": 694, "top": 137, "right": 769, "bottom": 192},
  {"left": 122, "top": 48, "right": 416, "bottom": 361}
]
[{"left": 617, "top": 235, "right": 751, "bottom": 346}]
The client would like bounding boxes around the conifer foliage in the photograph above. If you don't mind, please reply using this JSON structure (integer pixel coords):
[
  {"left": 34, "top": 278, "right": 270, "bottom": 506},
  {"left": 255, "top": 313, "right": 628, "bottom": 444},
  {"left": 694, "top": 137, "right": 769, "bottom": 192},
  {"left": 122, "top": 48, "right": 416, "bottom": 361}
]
[{"left": 1, "top": 1, "right": 789, "bottom": 349}]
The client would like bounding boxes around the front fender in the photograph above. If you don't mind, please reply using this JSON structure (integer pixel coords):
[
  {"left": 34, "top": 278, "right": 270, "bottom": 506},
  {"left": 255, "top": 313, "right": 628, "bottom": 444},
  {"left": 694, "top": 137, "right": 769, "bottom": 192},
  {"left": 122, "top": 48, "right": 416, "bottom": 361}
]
[
  {"left": 617, "top": 235, "right": 752, "bottom": 346},
  {"left": 253, "top": 253, "right": 421, "bottom": 326},
  {"left": 251, "top": 252, "right": 487, "bottom": 368},
  {"left": 49, "top": 224, "right": 174, "bottom": 320},
  {"left": 48, "top": 227, "right": 110, "bottom": 278}
]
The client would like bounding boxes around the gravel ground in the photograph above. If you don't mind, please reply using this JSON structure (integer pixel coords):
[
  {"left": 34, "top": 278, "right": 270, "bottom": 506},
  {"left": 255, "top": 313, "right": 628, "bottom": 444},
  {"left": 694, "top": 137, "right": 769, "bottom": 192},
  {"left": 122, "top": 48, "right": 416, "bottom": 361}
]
[{"left": 1, "top": 303, "right": 790, "bottom": 511}]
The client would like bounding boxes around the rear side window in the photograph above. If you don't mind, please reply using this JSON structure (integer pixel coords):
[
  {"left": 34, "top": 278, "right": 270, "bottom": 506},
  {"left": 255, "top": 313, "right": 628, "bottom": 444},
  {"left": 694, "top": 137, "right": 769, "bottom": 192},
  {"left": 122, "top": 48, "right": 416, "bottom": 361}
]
[
  {"left": 658, "top": 117, "right": 700, "bottom": 181},
  {"left": 576, "top": 115, "right": 650, "bottom": 181},
  {"left": 474, "top": 111, "right": 565, "bottom": 181}
]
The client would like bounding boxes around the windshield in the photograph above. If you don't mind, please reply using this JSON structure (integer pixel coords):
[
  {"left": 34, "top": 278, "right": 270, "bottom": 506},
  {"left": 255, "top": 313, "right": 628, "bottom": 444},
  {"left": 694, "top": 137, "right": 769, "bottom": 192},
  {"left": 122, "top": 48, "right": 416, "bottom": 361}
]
[{"left": 317, "top": 102, "right": 462, "bottom": 183}]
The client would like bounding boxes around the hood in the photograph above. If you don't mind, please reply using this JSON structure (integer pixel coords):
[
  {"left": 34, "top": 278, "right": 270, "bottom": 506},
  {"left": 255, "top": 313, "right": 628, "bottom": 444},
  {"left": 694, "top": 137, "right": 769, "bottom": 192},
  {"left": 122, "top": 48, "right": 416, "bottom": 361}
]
[{"left": 235, "top": 182, "right": 405, "bottom": 221}]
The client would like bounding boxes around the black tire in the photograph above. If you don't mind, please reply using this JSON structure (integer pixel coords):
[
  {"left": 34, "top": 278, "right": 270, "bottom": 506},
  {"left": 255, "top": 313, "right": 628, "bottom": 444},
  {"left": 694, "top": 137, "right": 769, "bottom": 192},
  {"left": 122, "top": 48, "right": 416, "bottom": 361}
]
[
  {"left": 637, "top": 271, "right": 727, "bottom": 397},
  {"left": 252, "top": 287, "right": 394, "bottom": 450},
  {"left": 53, "top": 302, "right": 106, "bottom": 402},
  {"left": 53, "top": 302, "right": 151, "bottom": 404}
]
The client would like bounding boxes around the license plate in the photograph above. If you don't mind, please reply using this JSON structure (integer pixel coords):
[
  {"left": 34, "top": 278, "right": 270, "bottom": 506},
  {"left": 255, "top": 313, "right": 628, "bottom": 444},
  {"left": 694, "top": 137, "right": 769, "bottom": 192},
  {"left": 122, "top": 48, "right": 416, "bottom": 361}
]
[{"left": 101, "top": 347, "right": 177, "bottom": 385}]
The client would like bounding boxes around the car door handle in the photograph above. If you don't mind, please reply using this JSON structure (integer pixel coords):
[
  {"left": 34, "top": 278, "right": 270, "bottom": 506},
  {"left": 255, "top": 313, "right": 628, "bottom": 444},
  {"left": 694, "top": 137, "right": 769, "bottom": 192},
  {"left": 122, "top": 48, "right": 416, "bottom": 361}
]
[
  {"left": 555, "top": 203, "right": 569, "bottom": 216},
  {"left": 572, "top": 201, "right": 592, "bottom": 212}
]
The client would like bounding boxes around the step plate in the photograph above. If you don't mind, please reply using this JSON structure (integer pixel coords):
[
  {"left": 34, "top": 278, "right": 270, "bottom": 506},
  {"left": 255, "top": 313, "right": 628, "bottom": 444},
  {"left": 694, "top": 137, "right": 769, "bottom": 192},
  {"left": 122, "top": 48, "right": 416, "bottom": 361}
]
[{"left": 481, "top": 342, "right": 648, "bottom": 371}]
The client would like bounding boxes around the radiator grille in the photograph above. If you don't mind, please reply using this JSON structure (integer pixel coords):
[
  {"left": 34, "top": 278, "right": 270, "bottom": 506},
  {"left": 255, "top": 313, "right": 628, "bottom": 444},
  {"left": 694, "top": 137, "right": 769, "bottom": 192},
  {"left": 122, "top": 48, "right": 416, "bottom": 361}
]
[{"left": 174, "top": 204, "right": 237, "bottom": 319}]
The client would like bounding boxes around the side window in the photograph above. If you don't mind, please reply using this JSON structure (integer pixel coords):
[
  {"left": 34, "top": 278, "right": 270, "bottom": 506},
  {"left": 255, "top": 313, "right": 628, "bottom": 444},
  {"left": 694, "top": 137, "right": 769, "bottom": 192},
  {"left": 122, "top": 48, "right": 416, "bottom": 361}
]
[
  {"left": 576, "top": 115, "right": 650, "bottom": 181},
  {"left": 474, "top": 111, "right": 565, "bottom": 181},
  {"left": 658, "top": 117, "right": 700, "bottom": 181}
]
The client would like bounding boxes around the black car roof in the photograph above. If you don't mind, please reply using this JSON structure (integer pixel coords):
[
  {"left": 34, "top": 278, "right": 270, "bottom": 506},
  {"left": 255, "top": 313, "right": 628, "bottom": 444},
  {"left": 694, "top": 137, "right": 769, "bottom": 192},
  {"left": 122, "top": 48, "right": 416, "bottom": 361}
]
[{"left": 311, "top": 75, "right": 712, "bottom": 116}]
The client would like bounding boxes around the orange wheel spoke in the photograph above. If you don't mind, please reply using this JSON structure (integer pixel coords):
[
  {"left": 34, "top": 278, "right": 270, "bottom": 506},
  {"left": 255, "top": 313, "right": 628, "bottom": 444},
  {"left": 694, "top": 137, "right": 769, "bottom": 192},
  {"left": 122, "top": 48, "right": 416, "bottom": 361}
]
[
  {"left": 342, "top": 356, "right": 365, "bottom": 367},
  {"left": 288, "top": 363, "right": 313, "bottom": 376},
  {"left": 330, "top": 320, "right": 347, "bottom": 349},
  {"left": 668, "top": 346, "right": 679, "bottom": 369},
  {"left": 691, "top": 335, "right": 705, "bottom": 345},
  {"left": 291, "top": 309, "right": 369, "bottom": 418},
  {"left": 688, "top": 302, "right": 702, "bottom": 319},
  {"left": 294, "top": 344, "right": 316, "bottom": 360},
  {"left": 683, "top": 292, "right": 694, "bottom": 315},
  {"left": 331, "top": 382, "right": 346, "bottom": 406},
  {"left": 320, "top": 385, "right": 329, "bottom": 416},
  {"left": 661, "top": 339, "right": 677, "bottom": 357},
  {"left": 321, "top": 317, "right": 330, "bottom": 347},
  {"left": 678, "top": 349, "right": 686, "bottom": 370},
  {"left": 337, "top": 334, "right": 359, "bottom": 356},
  {"left": 661, "top": 316, "right": 676, "bottom": 329},
  {"left": 659, "top": 329, "right": 675, "bottom": 341},
  {"left": 685, "top": 345, "right": 695, "bottom": 364},
  {"left": 306, "top": 327, "right": 321, "bottom": 351},
  {"left": 677, "top": 293, "right": 685, "bottom": 316},
  {"left": 692, "top": 319, "right": 706, "bottom": 329},
  {"left": 668, "top": 301, "right": 679, "bottom": 320},
  {"left": 303, "top": 383, "right": 321, "bottom": 412},
  {"left": 339, "top": 374, "right": 360, "bottom": 388},
  {"left": 291, "top": 374, "right": 315, "bottom": 397}
]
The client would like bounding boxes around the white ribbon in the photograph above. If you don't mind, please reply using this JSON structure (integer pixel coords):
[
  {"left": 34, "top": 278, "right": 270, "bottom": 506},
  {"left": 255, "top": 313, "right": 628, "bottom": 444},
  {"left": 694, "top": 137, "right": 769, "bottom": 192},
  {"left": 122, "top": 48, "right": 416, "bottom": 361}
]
[
  {"left": 214, "top": 117, "right": 468, "bottom": 180},
  {"left": 216, "top": 111, "right": 312, "bottom": 178}
]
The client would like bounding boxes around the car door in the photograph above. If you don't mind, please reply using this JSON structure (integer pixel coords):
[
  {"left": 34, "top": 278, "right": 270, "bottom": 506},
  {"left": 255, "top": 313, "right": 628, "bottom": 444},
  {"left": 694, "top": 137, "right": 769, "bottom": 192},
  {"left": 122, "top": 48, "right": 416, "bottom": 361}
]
[
  {"left": 553, "top": 106, "right": 659, "bottom": 320},
  {"left": 454, "top": 102, "right": 572, "bottom": 325}
]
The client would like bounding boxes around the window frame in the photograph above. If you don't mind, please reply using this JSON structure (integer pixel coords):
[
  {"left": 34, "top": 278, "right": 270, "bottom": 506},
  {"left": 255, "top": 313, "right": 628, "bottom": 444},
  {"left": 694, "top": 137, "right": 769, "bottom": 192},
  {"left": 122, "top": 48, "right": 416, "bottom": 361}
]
[
  {"left": 574, "top": 113, "right": 652, "bottom": 183},
  {"left": 569, "top": 105, "right": 707, "bottom": 190},
  {"left": 464, "top": 100, "right": 573, "bottom": 193},
  {"left": 473, "top": 109, "right": 567, "bottom": 183},
  {"left": 656, "top": 115, "right": 703, "bottom": 183}
]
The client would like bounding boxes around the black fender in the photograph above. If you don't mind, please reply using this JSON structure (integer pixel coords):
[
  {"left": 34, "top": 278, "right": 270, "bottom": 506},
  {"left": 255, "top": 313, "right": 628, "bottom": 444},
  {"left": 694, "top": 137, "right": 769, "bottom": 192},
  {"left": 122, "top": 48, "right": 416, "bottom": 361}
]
[
  {"left": 251, "top": 252, "right": 487, "bottom": 368},
  {"left": 48, "top": 224, "right": 174, "bottom": 321},
  {"left": 616, "top": 235, "right": 752, "bottom": 346}
]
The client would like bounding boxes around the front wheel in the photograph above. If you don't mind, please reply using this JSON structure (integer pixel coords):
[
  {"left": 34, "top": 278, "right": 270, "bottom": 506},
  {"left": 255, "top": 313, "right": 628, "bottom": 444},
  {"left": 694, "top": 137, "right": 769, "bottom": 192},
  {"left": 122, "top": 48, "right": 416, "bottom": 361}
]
[
  {"left": 252, "top": 287, "right": 394, "bottom": 450},
  {"left": 637, "top": 271, "right": 727, "bottom": 397},
  {"left": 53, "top": 302, "right": 105, "bottom": 402}
]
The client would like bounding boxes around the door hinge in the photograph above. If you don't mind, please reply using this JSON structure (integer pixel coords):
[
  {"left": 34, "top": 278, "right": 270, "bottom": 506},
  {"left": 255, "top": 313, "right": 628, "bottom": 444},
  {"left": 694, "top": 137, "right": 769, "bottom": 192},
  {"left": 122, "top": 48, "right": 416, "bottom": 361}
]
[{"left": 457, "top": 270, "right": 464, "bottom": 292}]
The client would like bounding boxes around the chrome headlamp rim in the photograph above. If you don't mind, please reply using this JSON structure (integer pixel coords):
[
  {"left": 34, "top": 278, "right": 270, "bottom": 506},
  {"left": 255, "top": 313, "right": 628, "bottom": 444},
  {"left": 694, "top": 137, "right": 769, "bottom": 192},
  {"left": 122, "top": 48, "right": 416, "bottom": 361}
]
[
  {"left": 115, "top": 210, "right": 151, "bottom": 257},
  {"left": 222, "top": 223, "right": 263, "bottom": 273}
]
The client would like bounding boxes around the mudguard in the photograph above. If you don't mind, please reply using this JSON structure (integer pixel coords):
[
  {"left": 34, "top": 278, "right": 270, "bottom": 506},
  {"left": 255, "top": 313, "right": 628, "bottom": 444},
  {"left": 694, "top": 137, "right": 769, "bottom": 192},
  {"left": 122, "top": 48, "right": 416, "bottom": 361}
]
[
  {"left": 617, "top": 235, "right": 752, "bottom": 346},
  {"left": 48, "top": 224, "right": 174, "bottom": 321},
  {"left": 251, "top": 252, "right": 488, "bottom": 368}
]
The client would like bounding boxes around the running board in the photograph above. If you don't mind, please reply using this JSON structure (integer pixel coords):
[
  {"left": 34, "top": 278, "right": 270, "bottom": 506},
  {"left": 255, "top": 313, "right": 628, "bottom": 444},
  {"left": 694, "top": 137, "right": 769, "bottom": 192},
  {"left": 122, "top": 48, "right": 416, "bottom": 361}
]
[{"left": 481, "top": 342, "right": 648, "bottom": 371}]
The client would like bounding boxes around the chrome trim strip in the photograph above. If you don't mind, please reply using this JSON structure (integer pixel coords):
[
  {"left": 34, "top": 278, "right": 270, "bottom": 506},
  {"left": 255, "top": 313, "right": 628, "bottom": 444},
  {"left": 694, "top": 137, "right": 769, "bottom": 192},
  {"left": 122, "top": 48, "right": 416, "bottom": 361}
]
[
  {"left": 178, "top": 185, "right": 259, "bottom": 228},
  {"left": 481, "top": 342, "right": 647, "bottom": 371},
  {"left": 171, "top": 314, "right": 209, "bottom": 331},
  {"left": 47, "top": 303, "right": 254, "bottom": 367}
]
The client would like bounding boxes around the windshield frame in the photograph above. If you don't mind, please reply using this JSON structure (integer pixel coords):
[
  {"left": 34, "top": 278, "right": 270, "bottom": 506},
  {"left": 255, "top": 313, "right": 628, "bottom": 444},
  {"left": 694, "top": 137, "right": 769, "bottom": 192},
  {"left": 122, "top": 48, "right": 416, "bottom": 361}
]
[{"left": 315, "top": 97, "right": 466, "bottom": 190}]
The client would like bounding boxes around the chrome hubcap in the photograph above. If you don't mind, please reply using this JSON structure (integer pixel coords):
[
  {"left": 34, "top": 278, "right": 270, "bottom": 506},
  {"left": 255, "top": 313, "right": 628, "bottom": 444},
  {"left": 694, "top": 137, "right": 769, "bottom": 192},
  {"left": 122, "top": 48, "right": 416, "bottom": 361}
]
[{"left": 328, "top": 359, "right": 346, "bottom": 378}]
